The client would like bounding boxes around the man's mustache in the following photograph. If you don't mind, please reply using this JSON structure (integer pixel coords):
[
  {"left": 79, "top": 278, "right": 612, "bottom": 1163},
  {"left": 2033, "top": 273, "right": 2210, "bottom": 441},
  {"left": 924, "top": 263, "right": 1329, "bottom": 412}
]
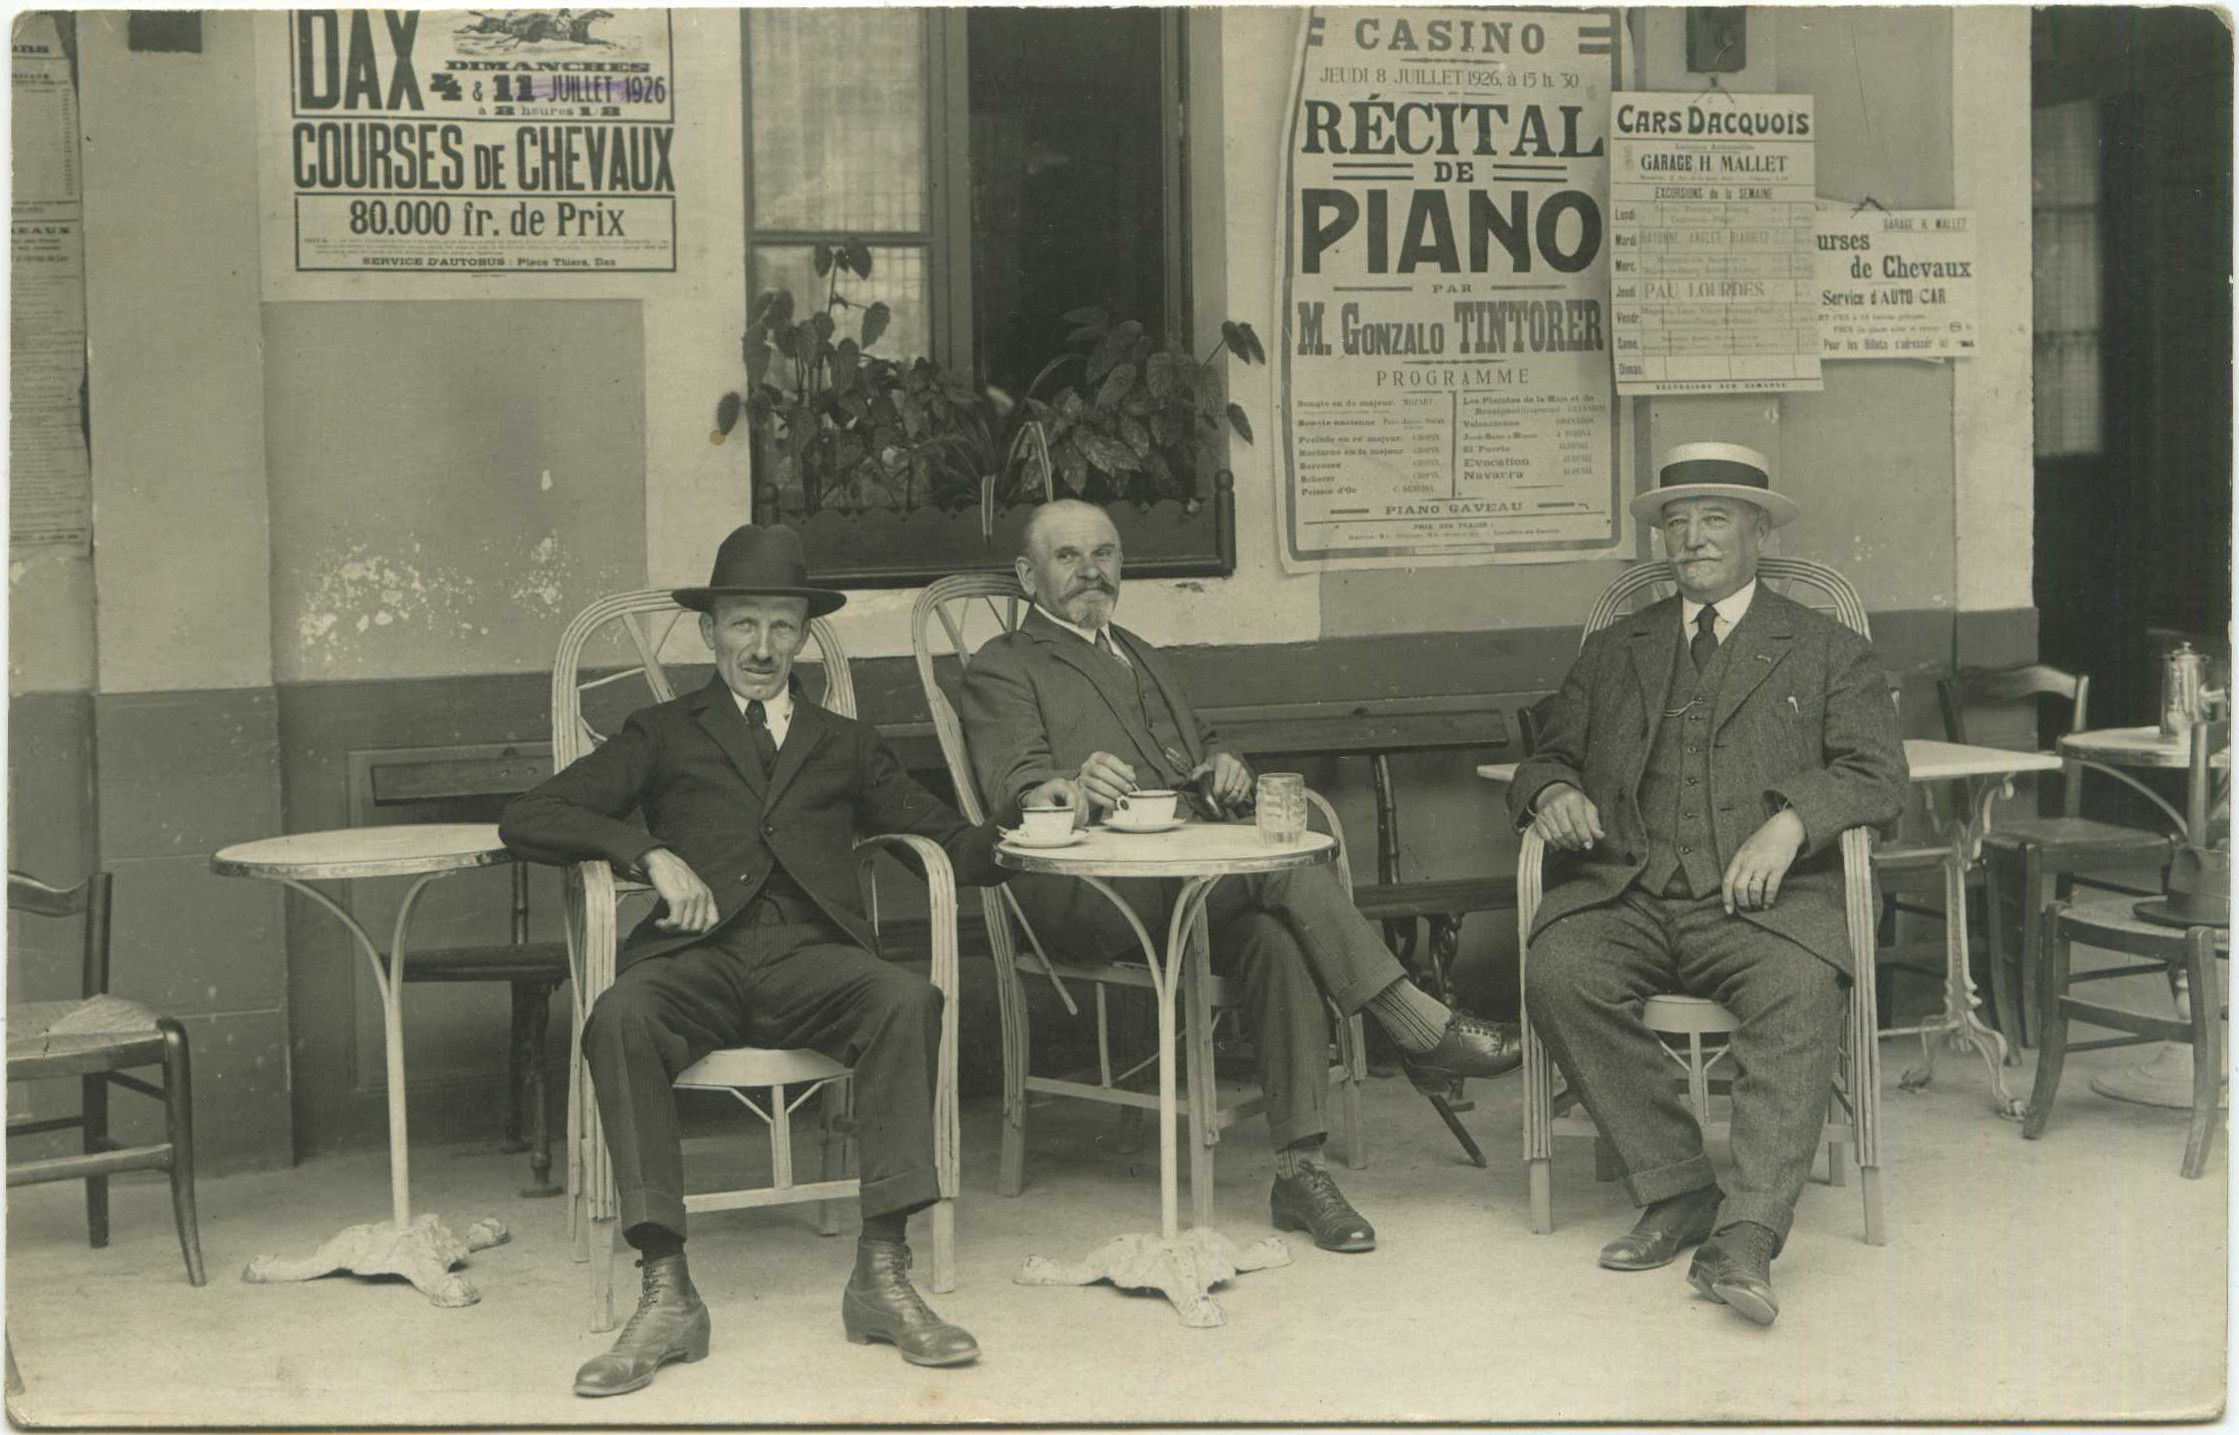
[{"left": 1069, "top": 580, "right": 1116, "bottom": 596}]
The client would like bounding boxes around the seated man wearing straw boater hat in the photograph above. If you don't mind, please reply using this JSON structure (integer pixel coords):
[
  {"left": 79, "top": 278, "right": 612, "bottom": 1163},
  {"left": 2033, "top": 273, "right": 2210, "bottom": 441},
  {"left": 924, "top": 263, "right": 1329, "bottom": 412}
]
[
  {"left": 504, "top": 524, "right": 1042, "bottom": 1393},
  {"left": 1510, "top": 443, "right": 1906, "bottom": 1326}
]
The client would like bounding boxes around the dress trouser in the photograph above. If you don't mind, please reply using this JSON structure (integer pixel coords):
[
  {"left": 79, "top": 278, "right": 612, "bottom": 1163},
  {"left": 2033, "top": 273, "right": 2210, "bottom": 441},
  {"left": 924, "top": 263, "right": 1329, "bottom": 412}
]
[
  {"left": 1015, "top": 859, "right": 1408, "bottom": 1151},
  {"left": 1523, "top": 886, "right": 1848, "bottom": 1250},
  {"left": 583, "top": 902, "right": 944, "bottom": 1239}
]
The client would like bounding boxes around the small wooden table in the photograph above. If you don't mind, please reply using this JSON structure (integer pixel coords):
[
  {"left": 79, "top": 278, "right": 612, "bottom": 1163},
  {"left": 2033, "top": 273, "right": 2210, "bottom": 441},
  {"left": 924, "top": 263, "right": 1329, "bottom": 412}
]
[
  {"left": 996, "top": 821, "right": 1336, "bottom": 1327},
  {"left": 2057, "top": 726, "right": 2230, "bottom": 1110},
  {"left": 1479, "top": 739, "right": 2061, "bottom": 1118},
  {"left": 212, "top": 824, "right": 516, "bottom": 1306}
]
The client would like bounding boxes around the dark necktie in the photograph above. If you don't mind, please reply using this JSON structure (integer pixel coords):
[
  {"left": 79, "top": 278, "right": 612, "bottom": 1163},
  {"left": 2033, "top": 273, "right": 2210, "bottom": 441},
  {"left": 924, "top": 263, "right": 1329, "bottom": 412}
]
[
  {"left": 1094, "top": 629, "right": 1130, "bottom": 669},
  {"left": 1691, "top": 605, "right": 1720, "bottom": 673},
  {"left": 744, "top": 700, "right": 779, "bottom": 777}
]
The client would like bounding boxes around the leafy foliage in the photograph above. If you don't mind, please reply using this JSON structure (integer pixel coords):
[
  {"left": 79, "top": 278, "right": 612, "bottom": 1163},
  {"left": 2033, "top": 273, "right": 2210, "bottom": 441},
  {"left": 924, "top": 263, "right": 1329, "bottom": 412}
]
[{"left": 714, "top": 237, "right": 1266, "bottom": 517}]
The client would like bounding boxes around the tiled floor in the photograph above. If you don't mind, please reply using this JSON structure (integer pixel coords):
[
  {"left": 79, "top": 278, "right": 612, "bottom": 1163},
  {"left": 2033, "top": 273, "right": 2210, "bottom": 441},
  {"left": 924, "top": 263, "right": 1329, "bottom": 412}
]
[{"left": 6, "top": 1003, "right": 2225, "bottom": 1427}]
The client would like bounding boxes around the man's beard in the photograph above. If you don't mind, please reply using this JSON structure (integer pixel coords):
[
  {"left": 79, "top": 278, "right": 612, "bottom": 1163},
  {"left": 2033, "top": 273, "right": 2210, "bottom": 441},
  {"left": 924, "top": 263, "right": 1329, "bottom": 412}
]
[{"left": 1060, "top": 587, "right": 1116, "bottom": 626}]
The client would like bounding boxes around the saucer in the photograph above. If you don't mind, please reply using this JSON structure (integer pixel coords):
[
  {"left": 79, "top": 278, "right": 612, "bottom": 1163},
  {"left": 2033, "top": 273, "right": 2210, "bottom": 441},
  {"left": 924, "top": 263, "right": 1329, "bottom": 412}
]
[
  {"left": 1101, "top": 817, "right": 1186, "bottom": 835},
  {"left": 1001, "top": 829, "right": 1089, "bottom": 850}
]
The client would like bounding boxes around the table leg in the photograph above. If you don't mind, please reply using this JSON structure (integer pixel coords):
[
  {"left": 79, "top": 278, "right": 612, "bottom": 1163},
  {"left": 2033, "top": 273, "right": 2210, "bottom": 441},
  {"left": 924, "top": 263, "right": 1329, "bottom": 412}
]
[
  {"left": 1014, "top": 874, "right": 1292, "bottom": 1327},
  {"left": 1895, "top": 780, "right": 2024, "bottom": 1119},
  {"left": 240, "top": 875, "right": 509, "bottom": 1306}
]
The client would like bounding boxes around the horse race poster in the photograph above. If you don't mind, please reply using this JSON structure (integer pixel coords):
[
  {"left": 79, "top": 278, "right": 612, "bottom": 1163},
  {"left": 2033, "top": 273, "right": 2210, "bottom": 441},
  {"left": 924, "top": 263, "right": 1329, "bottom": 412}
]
[
  {"left": 1274, "top": 8, "right": 1632, "bottom": 573},
  {"left": 256, "top": 8, "right": 678, "bottom": 294}
]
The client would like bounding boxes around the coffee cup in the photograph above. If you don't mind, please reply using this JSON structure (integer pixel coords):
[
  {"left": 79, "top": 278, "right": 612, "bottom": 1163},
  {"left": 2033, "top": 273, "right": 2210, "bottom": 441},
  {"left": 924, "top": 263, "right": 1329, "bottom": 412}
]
[
  {"left": 1112, "top": 789, "right": 1179, "bottom": 826},
  {"left": 1019, "top": 804, "right": 1075, "bottom": 842}
]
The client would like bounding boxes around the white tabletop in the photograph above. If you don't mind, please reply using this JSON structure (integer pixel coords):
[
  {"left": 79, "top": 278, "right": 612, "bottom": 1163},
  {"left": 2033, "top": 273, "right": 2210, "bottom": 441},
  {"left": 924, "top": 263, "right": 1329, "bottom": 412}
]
[
  {"left": 994, "top": 821, "right": 1336, "bottom": 879},
  {"left": 212, "top": 823, "right": 513, "bottom": 881},
  {"left": 1477, "top": 739, "right": 2063, "bottom": 789},
  {"left": 2060, "top": 724, "right": 2230, "bottom": 770}
]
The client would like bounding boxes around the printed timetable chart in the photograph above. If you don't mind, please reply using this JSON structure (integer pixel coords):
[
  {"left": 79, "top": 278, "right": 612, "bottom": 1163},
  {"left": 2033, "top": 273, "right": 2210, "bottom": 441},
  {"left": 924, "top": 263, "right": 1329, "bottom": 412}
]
[{"left": 1608, "top": 92, "right": 1820, "bottom": 395}]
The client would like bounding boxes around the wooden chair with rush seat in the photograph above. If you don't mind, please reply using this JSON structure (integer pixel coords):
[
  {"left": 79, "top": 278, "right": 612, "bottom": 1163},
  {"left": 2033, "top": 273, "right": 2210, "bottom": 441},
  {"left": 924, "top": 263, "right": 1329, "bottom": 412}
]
[
  {"left": 6, "top": 871, "right": 206, "bottom": 1286},
  {"left": 1938, "top": 664, "right": 2181, "bottom": 1047},
  {"left": 1513, "top": 558, "right": 1887, "bottom": 1246},
  {"left": 911, "top": 573, "right": 1369, "bottom": 1222},
  {"left": 551, "top": 592, "right": 966, "bottom": 1330}
]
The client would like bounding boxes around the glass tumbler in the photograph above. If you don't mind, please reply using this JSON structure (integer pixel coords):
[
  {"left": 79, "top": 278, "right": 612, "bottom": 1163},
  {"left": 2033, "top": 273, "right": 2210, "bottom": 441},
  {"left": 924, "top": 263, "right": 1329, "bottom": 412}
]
[{"left": 1255, "top": 772, "right": 1307, "bottom": 845}]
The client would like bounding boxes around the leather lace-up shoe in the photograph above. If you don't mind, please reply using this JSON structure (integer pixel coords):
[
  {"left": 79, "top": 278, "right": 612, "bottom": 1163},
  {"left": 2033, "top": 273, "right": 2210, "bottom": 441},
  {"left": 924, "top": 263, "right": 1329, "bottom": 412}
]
[
  {"left": 574, "top": 1253, "right": 711, "bottom": 1396},
  {"left": 1599, "top": 1187, "right": 1723, "bottom": 1272},
  {"left": 1270, "top": 1165, "right": 1377, "bottom": 1253},
  {"left": 842, "top": 1239, "right": 980, "bottom": 1366},
  {"left": 1401, "top": 1012, "right": 1525, "bottom": 1087},
  {"left": 1686, "top": 1223, "right": 1780, "bottom": 1327}
]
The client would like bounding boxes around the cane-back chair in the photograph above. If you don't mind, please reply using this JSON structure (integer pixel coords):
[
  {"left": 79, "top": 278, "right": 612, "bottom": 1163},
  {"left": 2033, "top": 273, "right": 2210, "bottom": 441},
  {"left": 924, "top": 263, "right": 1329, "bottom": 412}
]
[
  {"left": 1516, "top": 557, "right": 1887, "bottom": 1245},
  {"left": 550, "top": 591, "right": 963, "bottom": 1332},
  {"left": 912, "top": 574, "right": 1367, "bottom": 1223},
  {"left": 6, "top": 871, "right": 206, "bottom": 1286},
  {"left": 1937, "top": 664, "right": 2181, "bottom": 1046}
]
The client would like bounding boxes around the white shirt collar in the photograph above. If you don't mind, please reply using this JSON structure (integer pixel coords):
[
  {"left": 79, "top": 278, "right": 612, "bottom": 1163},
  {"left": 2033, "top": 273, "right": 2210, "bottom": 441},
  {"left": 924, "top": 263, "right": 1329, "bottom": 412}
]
[
  {"left": 1035, "top": 603, "right": 1117, "bottom": 651},
  {"left": 730, "top": 683, "right": 793, "bottom": 726},
  {"left": 1681, "top": 579, "right": 1757, "bottom": 636}
]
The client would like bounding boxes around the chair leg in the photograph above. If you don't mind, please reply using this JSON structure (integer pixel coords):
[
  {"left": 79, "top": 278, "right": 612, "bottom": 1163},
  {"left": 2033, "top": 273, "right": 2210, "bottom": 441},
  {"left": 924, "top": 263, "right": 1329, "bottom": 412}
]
[
  {"left": 521, "top": 981, "right": 559, "bottom": 1196},
  {"left": 80, "top": 1072, "right": 109, "bottom": 1251},
  {"left": 817, "top": 1083, "right": 847, "bottom": 1236},
  {"left": 2180, "top": 928, "right": 2222, "bottom": 1180},
  {"left": 1338, "top": 1016, "right": 1369, "bottom": 1171},
  {"left": 158, "top": 1019, "right": 207, "bottom": 1287},
  {"left": 2015, "top": 846, "right": 2049, "bottom": 1050},
  {"left": 502, "top": 983, "right": 532, "bottom": 1154},
  {"left": 1981, "top": 846, "right": 2021, "bottom": 1046},
  {"left": 589, "top": 1217, "right": 620, "bottom": 1333},
  {"left": 998, "top": 971, "right": 1030, "bottom": 1200},
  {"left": 1826, "top": 1136, "right": 1848, "bottom": 1188},
  {"left": 1860, "top": 1163, "right": 1887, "bottom": 1246},
  {"left": 2022, "top": 906, "right": 2074, "bottom": 1142},
  {"left": 1528, "top": 1158, "right": 1554, "bottom": 1234},
  {"left": 927, "top": 1198, "right": 957, "bottom": 1295}
]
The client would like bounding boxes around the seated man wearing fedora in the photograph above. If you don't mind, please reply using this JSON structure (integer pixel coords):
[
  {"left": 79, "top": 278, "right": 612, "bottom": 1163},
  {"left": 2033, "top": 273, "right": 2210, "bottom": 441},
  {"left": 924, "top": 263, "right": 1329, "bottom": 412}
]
[
  {"left": 504, "top": 525, "right": 1039, "bottom": 1393},
  {"left": 1511, "top": 444, "right": 1906, "bottom": 1326}
]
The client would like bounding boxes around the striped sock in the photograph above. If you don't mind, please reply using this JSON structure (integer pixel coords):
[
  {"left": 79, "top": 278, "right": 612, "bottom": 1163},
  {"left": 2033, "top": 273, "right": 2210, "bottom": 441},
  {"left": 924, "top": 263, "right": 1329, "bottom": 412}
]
[{"left": 1364, "top": 979, "right": 1451, "bottom": 1053}]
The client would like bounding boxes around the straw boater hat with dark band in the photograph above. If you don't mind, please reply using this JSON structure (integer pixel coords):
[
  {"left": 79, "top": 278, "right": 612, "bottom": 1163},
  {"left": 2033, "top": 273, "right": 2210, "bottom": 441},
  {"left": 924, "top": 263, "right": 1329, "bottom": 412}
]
[
  {"left": 1629, "top": 442, "right": 1799, "bottom": 529},
  {"left": 671, "top": 523, "right": 847, "bottom": 617}
]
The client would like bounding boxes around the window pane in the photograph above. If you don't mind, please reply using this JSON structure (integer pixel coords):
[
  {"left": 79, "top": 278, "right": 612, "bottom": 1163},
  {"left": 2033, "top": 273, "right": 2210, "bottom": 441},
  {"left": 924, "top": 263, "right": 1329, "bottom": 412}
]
[
  {"left": 967, "top": 10, "right": 1172, "bottom": 396},
  {"left": 750, "top": 10, "right": 926, "bottom": 233},
  {"left": 754, "top": 244, "right": 929, "bottom": 361},
  {"left": 2031, "top": 101, "right": 2099, "bottom": 209}
]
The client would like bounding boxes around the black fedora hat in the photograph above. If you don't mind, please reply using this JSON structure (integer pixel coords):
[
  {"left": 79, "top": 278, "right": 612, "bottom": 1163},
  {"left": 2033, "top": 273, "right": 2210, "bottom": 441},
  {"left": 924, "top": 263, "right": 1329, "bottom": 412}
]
[
  {"left": 1630, "top": 442, "right": 1799, "bottom": 529},
  {"left": 671, "top": 523, "right": 847, "bottom": 617}
]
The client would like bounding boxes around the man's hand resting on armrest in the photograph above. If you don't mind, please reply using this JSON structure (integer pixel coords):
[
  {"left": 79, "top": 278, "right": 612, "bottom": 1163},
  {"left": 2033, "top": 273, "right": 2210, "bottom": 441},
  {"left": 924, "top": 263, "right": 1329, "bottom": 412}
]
[
  {"left": 1530, "top": 783, "right": 1606, "bottom": 852},
  {"left": 644, "top": 848, "right": 720, "bottom": 933}
]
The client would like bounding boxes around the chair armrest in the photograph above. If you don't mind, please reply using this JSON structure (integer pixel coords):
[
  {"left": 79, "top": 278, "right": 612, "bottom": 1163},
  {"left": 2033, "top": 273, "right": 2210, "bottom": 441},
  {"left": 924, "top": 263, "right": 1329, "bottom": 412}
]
[
  {"left": 1303, "top": 788, "right": 1351, "bottom": 900},
  {"left": 853, "top": 834, "right": 961, "bottom": 1000}
]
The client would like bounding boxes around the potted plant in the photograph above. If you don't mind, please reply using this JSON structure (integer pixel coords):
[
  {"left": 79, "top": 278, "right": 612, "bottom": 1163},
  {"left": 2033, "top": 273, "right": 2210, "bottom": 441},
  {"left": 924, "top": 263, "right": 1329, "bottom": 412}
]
[{"left": 714, "top": 238, "right": 1267, "bottom": 586}]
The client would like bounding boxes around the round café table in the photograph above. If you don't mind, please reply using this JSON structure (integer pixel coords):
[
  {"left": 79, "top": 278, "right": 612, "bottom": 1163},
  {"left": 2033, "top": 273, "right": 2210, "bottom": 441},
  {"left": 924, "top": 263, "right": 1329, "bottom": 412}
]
[
  {"left": 212, "top": 824, "right": 515, "bottom": 1306},
  {"left": 2056, "top": 725, "right": 2230, "bottom": 1111},
  {"left": 996, "top": 820, "right": 1336, "bottom": 1327}
]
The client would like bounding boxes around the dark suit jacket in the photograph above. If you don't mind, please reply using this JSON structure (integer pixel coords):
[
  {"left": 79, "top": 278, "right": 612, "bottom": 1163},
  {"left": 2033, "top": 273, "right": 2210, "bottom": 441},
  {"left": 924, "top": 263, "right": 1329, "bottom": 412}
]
[
  {"left": 957, "top": 605, "right": 1228, "bottom": 955},
  {"left": 500, "top": 675, "right": 1005, "bottom": 970},
  {"left": 1507, "top": 587, "right": 1908, "bottom": 974}
]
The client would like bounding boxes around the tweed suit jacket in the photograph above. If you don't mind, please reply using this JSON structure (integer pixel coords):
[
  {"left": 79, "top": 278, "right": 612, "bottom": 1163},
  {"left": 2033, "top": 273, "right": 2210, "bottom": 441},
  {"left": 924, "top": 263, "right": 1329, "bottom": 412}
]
[
  {"left": 957, "top": 605, "right": 1230, "bottom": 953},
  {"left": 959, "top": 605, "right": 1224, "bottom": 823},
  {"left": 1507, "top": 586, "right": 1908, "bottom": 975},
  {"left": 500, "top": 675, "right": 1005, "bottom": 971}
]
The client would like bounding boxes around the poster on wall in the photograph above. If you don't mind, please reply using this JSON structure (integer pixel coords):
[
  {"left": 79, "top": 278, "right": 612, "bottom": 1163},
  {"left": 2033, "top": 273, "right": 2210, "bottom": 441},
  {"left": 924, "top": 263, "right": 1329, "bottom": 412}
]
[
  {"left": 257, "top": 8, "right": 677, "bottom": 291},
  {"left": 1816, "top": 205, "right": 1978, "bottom": 359},
  {"left": 1274, "top": 7, "right": 1633, "bottom": 574},
  {"left": 1608, "top": 91, "right": 1820, "bottom": 394},
  {"left": 11, "top": 11, "right": 94, "bottom": 554}
]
